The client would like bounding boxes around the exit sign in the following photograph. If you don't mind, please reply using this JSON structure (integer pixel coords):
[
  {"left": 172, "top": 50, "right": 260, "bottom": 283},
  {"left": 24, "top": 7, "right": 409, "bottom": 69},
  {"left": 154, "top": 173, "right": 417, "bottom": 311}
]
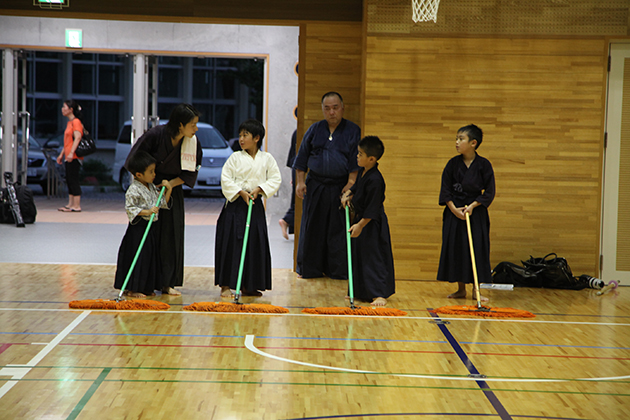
[{"left": 65, "top": 29, "right": 82, "bottom": 49}]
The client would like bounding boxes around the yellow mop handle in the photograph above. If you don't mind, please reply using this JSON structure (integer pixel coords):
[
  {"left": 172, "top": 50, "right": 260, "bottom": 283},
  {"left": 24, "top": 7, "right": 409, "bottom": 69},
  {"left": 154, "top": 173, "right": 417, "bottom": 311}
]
[{"left": 465, "top": 212, "right": 482, "bottom": 309}]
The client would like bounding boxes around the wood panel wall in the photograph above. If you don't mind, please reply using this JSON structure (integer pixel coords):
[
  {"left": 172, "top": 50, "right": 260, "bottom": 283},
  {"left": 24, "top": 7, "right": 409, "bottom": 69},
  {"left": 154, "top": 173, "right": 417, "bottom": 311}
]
[{"left": 364, "top": 0, "right": 613, "bottom": 280}]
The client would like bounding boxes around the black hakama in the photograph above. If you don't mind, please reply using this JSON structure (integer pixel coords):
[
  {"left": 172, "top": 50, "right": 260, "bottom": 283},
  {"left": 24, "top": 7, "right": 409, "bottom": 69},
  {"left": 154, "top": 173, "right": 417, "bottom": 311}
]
[
  {"left": 437, "top": 153, "right": 495, "bottom": 284},
  {"left": 155, "top": 186, "right": 185, "bottom": 288},
  {"left": 349, "top": 165, "right": 395, "bottom": 300},
  {"left": 293, "top": 118, "right": 361, "bottom": 279},
  {"left": 214, "top": 196, "right": 272, "bottom": 292},
  {"left": 114, "top": 218, "right": 162, "bottom": 295},
  {"left": 296, "top": 173, "right": 348, "bottom": 279}
]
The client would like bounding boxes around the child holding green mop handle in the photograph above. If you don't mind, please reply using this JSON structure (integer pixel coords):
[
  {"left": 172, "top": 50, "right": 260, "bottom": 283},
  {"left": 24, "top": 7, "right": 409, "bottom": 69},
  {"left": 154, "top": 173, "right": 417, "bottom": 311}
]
[
  {"left": 114, "top": 151, "right": 172, "bottom": 298},
  {"left": 341, "top": 136, "right": 395, "bottom": 307},
  {"left": 214, "top": 119, "right": 281, "bottom": 298}
]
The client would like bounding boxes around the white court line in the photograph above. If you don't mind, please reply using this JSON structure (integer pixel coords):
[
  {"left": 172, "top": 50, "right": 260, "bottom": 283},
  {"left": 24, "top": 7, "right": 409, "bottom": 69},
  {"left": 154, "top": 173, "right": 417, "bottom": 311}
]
[
  {"left": 0, "top": 310, "right": 91, "bottom": 399},
  {"left": 244, "top": 335, "right": 630, "bottom": 383}
]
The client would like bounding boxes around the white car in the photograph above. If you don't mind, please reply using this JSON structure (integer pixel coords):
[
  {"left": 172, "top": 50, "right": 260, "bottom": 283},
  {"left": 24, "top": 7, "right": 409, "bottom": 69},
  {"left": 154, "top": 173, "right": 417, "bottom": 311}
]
[{"left": 112, "top": 120, "right": 232, "bottom": 193}]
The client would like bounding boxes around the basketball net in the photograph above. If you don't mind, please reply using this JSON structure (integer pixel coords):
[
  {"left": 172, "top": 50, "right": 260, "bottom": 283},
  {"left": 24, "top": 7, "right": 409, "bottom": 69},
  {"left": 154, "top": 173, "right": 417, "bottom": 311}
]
[{"left": 412, "top": 0, "right": 441, "bottom": 23}]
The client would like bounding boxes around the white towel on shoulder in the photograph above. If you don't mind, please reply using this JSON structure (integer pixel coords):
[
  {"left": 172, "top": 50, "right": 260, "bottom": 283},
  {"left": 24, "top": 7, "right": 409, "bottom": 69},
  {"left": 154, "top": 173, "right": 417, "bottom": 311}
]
[{"left": 180, "top": 135, "right": 197, "bottom": 172}]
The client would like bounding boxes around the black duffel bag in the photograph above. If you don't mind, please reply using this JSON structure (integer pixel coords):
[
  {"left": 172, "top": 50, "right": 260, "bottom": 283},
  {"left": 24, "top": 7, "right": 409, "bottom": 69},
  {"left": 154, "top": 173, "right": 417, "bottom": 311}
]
[
  {"left": 521, "top": 253, "right": 585, "bottom": 290},
  {"left": 492, "top": 261, "right": 541, "bottom": 287}
]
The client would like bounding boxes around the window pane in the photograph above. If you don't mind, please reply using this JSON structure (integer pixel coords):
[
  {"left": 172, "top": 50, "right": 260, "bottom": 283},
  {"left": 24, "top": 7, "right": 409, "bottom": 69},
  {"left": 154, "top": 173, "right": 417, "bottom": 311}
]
[
  {"left": 193, "top": 57, "right": 212, "bottom": 67},
  {"left": 192, "top": 69, "right": 212, "bottom": 99},
  {"left": 158, "top": 102, "right": 179, "bottom": 120},
  {"left": 35, "top": 52, "right": 60, "bottom": 59},
  {"left": 73, "top": 53, "right": 94, "bottom": 62},
  {"left": 192, "top": 103, "right": 212, "bottom": 125},
  {"left": 99, "top": 54, "right": 122, "bottom": 63},
  {"left": 159, "top": 56, "right": 182, "bottom": 66},
  {"left": 33, "top": 99, "right": 61, "bottom": 138},
  {"left": 73, "top": 63, "right": 94, "bottom": 94},
  {"left": 159, "top": 68, "right": 182, "bottom": 98},
  {"left": 215, "top": 71, "right": 235, "bottom": 99},
  {"left": 98, "top": 101, "right": 121, "bottom": 139},
  {"left": 36, "top": 61, "right": 59, "bottom": 93},
  {"left": 213, "top": 105, "right": 234, "bottom": 140},
  {"left": 99, "top": 65, "right": 121, "bottom": 95}
]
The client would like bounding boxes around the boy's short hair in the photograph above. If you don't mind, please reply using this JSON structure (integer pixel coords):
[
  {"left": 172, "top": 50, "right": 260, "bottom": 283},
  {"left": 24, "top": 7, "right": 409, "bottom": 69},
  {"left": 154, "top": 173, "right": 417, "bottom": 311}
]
[
  {"left": 358, "top": 136, "right": 385, "bottom": 160},
  {"left": 127, "top": 150, "right": 156, "bottom": 175},
  {"left": 458, "top": 124, "right": 483, "bottom": 149},
  {"left": 238, "top": 119, "right": 265, "bottom": 150}
]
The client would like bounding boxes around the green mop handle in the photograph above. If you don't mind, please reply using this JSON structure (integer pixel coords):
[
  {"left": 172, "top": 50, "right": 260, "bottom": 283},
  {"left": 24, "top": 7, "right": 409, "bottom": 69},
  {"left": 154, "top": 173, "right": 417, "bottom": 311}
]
[
  {"left": 345, "top": 206, "right": 355, "bottom": 306},
  {"left": 234, "top": 197, "right": 253, "bottom": 303},
  {"left": 118, "top": 186, "right": 166, "bottom": 299}
]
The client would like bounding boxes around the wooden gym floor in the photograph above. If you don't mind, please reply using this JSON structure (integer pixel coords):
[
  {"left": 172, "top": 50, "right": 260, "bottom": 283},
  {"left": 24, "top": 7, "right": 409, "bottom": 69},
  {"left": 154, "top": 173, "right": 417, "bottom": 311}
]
[{"left": 0, "top": 262, "right": 628, "bottom": 420}]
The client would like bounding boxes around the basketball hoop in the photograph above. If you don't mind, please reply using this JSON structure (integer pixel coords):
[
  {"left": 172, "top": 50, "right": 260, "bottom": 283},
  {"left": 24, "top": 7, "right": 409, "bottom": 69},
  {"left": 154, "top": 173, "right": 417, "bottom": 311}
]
[{"left": 412, "top": 0, "right": 441, "bottom": 23}]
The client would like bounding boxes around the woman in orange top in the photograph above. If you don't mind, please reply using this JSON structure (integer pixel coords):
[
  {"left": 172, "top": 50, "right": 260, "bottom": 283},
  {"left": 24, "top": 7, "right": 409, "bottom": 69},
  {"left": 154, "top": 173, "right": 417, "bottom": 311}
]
[{"left": 56, "top": 100, "right": 84, "bottom": 212}]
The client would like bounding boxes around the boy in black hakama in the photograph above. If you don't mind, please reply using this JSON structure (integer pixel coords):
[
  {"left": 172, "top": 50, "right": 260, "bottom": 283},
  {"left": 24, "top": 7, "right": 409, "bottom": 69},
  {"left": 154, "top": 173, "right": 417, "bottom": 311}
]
[
  {"left": 341, "top": 136, "right": 395, "bottom": 306},
  {"left": 214, "top": 120, "right": 282, "bottom": 297},
  {"left": 437, "top": 124, "right": 495, "bottom": 301},
  {"left": 115, "top": 151, "right": 173, "bottom": 298}
]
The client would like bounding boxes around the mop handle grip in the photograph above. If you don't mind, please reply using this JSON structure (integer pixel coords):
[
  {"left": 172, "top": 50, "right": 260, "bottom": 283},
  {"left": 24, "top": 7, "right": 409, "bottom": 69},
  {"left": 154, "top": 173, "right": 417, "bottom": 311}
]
[
  {"left": 345, "top": 206, "right": 354, "bottom": 300},
  {"left": 118, "top": 186, "right": 166, "bottom": 298},
  {"left": 465, "top": 212, "right": 482, "bottom": 307},
  {"left": 234, "top": 198, "right": 254, "bottom": 300}
]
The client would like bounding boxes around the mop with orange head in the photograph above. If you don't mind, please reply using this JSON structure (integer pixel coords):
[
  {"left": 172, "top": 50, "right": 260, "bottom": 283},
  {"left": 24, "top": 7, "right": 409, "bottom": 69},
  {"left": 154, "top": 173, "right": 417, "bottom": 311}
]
[
  {"left": 69, "top": 186, "right": 170, "bottom": 310},
  {"left": 432, "top": 212, "right": 534, "bottom": 318},
  {"left": 302, "top": 206, "right": 406, "bottom": 316},
  {"left": 184, "top": 198, "right": 288, "bottom": 314}
]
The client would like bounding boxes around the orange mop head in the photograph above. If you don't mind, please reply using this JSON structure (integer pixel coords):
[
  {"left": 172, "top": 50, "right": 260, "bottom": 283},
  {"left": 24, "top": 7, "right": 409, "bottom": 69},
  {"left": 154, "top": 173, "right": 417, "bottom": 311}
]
[
  {"left": 431, "top": 304, "right": 534, "bottom": 318},
  {"left": 184, "top": 302, "right": 289, "bottom": 313},
  {"left": 302, "top": 306, "right": 407, "bottom": 316},
  {"left": 69, "top": 299, "right": 170, "bottom": 310}
]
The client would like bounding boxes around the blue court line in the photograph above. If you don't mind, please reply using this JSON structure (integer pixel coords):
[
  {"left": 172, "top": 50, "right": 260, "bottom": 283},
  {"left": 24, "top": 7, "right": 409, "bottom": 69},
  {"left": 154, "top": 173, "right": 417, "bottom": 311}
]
[
  {"left": 282, "top": 414, "right": 588, "bottom": 420},
  {"left": 2, "top": 331, "right": 629, "bottom": 351},
  {"left": 429, "top": 311, "right": 512, "bottom": 420}
]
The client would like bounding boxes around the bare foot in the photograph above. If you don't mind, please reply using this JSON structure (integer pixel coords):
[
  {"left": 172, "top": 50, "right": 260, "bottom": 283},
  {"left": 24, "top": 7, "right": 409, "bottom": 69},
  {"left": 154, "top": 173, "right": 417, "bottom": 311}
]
[
  {"left": 241, "top": 290, "right": 263, "bottom": 297},
  {"left": 123, "top": 291, "right": 146, "bottom": 298},
  {"left": 220, "top": 286, "right": 233, "bottom": 297},
  {"left": 448, "top": 290, "right": 466, "bottom": 299},
  {"left": 371, "top": 297, "right": 387, "bottom": 307},
  {"left": 474, "top": 294, "right": 489, "bottom": 302},
  {"left": 162, "top": 287, "right": 181, "bottom": 296},
  {"left": 279, "top": 219, "right": 289, "bottom": 240}
]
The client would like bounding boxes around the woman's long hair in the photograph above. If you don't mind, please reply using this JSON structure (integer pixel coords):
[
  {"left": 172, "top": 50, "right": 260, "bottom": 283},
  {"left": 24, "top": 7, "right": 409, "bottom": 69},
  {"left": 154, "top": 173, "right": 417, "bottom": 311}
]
[{"left": 165, "top": 103, "right": 200, "bottom": 139}]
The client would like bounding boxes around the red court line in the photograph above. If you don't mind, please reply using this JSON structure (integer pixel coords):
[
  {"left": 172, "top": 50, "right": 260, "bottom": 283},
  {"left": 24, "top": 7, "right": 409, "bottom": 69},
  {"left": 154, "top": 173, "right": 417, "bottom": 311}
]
[{"left": 3, "top": 342, "right": 629, "bottom": 361}]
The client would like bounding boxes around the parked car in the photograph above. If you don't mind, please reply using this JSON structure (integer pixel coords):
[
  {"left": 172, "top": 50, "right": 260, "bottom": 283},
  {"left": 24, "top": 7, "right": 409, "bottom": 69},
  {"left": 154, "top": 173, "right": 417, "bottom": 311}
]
[
  {"left": 0, "top": 130, "right": 61, "bottom": 194},
  {"left": 112, "top": 120, "right": 232, "bottom": 193}
]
